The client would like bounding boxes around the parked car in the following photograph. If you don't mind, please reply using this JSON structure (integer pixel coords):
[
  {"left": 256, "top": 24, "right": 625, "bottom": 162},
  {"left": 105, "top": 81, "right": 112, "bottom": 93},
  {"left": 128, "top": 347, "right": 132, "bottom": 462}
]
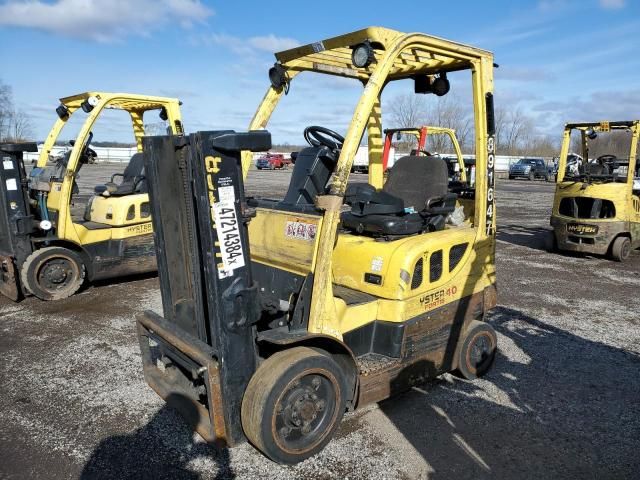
[
  {"left": 509, "top": 158, "right": 552, "bottom": 181},
  {"left": 255, "top": 153, "right": 291, "bottom": 170}
]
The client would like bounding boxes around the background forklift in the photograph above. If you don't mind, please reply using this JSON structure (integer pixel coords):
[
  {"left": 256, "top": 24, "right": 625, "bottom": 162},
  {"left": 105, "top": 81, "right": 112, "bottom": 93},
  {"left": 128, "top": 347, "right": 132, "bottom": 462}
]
[
  {"left": 550, "top": 120, "right": 639, "bottom": 261},
  {"left": 382, "top": 125, "right": 470, "bottom": 182},
  {"left": 0, "top": 92, "right": 183, "bottom": 300},
  {"left": 137, "top": 27, "right": 498, "bottom": 463}
]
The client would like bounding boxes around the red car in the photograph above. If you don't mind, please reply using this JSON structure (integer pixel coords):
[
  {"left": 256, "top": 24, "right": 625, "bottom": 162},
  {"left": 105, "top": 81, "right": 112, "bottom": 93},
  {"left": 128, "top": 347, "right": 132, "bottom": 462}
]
[{"left": 255, "top": 153, "right": 291, "bottom": 169}]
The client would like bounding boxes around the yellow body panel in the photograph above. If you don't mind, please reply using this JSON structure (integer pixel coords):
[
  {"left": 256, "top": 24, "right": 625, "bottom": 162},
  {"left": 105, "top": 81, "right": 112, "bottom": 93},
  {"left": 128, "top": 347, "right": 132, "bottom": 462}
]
[
  {"left": 248, "top": 208, "right": 322, "bottom": 275},
  {"left": 88, "top": 193, "right": 151, "bottom": 227}
]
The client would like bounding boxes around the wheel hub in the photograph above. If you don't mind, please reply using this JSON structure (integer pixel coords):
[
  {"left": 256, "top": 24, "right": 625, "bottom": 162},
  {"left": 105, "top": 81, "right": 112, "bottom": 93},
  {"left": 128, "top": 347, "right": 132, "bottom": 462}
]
[
  {"left": 470, "top": 335, "right": 490, "bottom": 367},
  {"left": 274, "top": 372, "right": 336, "bottom": 448},
  {"left": 38, "top": 258, "right": 75, "bottom": 290}
]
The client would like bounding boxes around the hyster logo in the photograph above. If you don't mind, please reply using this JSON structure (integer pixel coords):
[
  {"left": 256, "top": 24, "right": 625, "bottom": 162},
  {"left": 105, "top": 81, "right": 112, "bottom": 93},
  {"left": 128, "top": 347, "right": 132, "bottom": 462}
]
[
  {"left": 486, "top": 135, "right": 496, "bottom": 236},
  {"left": 205, "top": 155, "right": 222, "bottom": 223}
]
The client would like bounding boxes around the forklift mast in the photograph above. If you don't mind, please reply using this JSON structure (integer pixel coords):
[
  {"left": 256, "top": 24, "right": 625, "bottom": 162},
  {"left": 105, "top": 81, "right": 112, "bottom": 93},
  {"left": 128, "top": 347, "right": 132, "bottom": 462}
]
[
  {"left": 138, "top": 130, "right": 271, "bottom": 445},
  {"left": 0, "top": 143, "right": 37, "bottom": 300}
]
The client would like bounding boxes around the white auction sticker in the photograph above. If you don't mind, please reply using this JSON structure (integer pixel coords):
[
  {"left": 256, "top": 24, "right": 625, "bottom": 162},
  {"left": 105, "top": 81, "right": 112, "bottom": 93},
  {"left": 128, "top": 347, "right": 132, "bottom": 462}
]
[
  {"left": 6, "top": 178, "right": 17, "bottom": 191},
  {"left": 285, "top": 220, "right": 317, "bottom": 241},
  {"left": 3, "top": 159, "right": 13, "bottom": 170},
  {"left": 371, "top": 256, "right": 384, "bottom": 272},
  {"left": 212, "top": 187, "right": 245, "bottom": 278}
]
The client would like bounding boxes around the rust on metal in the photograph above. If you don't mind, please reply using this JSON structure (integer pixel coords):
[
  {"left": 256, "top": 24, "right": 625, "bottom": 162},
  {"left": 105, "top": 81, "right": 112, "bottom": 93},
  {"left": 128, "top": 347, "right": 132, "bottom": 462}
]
[
  {"left": 136, "top": 311, "right": 229, "bottom": 444},
  {"left": 356, "top": 290, "right": 485, "bottom": 407},
  {"left": 0, "top": 255, "right": 19, "bottom": 301}
]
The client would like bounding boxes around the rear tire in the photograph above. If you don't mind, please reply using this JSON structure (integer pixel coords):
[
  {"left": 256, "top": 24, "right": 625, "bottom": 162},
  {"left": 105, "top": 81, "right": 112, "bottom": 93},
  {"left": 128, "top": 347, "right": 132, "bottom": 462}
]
[
  {"left": 611, "top": 236, "right": 631, "bottom": 262},
  {"left": 455, "top": 321, "right": 497, "bottom": 380},
  {"left": 544, "top": 230, "right": 558, "bottom": 252},
  {"left": 20, "top": 247, "right": 85, "bottom": 300},
  {"left": 241, "top": 347, "right": 347, "bottom": 464}
]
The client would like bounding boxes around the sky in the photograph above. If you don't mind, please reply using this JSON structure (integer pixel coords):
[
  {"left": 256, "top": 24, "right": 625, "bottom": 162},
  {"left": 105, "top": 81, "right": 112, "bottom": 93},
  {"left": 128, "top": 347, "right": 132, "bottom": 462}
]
[{"left": 0, "top": 0, "right": 638, "bottom": 145}]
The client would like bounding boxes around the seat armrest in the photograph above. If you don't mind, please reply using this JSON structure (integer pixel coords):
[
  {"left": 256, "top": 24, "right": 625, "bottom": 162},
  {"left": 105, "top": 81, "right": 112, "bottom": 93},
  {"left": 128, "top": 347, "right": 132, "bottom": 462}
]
[
  {"left": 110, "top": 172, "right": 124, "bottom": 183},
  {"left": 422, "top": 193, "right": 457, "bottom": 215}
]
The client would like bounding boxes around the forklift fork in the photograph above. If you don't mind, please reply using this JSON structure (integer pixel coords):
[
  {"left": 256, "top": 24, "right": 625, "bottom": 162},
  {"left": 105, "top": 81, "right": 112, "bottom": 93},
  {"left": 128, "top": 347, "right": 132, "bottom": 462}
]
[{"left": 137, "top": 311, "right": 228, "bottom": 444}]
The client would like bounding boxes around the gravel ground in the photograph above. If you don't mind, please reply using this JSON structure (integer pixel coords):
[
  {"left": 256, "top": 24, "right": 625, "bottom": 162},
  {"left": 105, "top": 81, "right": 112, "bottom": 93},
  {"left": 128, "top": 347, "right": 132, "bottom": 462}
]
[{"left": 1, "top": 165, "right": 639, "bottom": 479}]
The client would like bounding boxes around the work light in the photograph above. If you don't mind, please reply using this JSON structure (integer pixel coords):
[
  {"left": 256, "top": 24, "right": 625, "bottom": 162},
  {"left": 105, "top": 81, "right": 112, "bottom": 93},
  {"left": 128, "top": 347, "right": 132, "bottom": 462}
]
[
  {"left": 159, "top": 107, "right": 168, "bottom": 121},
  {"left": 56, "top": 104, "right": 70, "bottom": 120},
  {"left": 269, "top": 63, "right": 288, "bottom": 91},
  {"left": 81, "top": 96, "right": 99, "bottom": 113},
  {"left": 432, "top": 72, "right": 450, "bottom": 97},
  {"left": 352, "top": 41, "right": 374, "bottom": 68}
]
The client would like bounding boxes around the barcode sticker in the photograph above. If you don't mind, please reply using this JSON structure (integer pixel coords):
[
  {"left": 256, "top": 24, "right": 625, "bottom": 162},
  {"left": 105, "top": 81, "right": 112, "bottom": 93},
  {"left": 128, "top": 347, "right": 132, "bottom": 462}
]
[{"left": 212, "top": 186, "right": 245, "bottom": 278}]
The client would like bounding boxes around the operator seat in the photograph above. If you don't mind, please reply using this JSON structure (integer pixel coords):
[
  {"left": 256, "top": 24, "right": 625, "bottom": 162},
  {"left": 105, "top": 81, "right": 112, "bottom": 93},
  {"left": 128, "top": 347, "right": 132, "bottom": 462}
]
[
  {"left": 246, "top": 145, "right": 338, "bottom": 213},
  {"left": 94, "top": 152, "right": 147, "bottom": 197},
  {"left": 341, "top": 155, "right": 456, "bottom": 237}
]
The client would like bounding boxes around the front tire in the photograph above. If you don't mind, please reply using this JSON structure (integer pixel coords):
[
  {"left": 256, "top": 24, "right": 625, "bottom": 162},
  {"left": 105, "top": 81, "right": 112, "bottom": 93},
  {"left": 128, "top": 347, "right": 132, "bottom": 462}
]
[
  {"left": 455, "top": 321, "right": 497, "bottom": 380},
  {"left": 20, "top": 247, "right": 85, "bottom": 300},
  {"left": 241, "top": 347, "right": 347, "bottom": 464},
  {"left": 611, "top": 236, "right": 631, "bottom": 262}
]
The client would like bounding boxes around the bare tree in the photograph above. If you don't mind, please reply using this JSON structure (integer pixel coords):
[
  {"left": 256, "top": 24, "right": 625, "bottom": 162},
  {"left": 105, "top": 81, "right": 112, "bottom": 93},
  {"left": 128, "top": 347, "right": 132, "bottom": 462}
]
[
  {"left": 7, "top": 109, "right": 34, "bottom": 142},
  {"left": 424, "top": 94, "right": 473, "bottom": 153},
  {"left": 0, "top": 79, "right": 13, "bottom": 142}
]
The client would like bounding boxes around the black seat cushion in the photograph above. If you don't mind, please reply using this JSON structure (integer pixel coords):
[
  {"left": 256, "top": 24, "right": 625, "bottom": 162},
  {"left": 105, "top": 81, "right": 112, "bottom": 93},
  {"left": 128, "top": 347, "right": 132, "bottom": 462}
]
[{"left": 341, "top": 211, "right": 446, "bottom": 236}]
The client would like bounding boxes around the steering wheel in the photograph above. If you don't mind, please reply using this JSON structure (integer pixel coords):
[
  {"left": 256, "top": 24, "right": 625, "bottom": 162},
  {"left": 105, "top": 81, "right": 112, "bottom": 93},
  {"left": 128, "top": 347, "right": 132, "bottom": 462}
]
[
  {"left": 596, "top": 154, "right": 617, "bottom": 164},
  {"left": 303, "top": 126, "right": 345, "bottom": 151}
]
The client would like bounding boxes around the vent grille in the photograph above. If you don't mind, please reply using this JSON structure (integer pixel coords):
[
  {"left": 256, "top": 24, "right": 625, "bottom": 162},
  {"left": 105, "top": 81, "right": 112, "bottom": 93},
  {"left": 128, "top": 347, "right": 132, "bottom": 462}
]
[
  {"left": 430, "top": 250, "right": 443, "bottom": 283},
  {"left": 449, "top": 243, "right": 469, "bottom": 272},
  {"left": 411, "top": 258, "right": 423, "bottom": 289},
  {"left": 126, "top": 205, "right": 135, "bottom": 220}
]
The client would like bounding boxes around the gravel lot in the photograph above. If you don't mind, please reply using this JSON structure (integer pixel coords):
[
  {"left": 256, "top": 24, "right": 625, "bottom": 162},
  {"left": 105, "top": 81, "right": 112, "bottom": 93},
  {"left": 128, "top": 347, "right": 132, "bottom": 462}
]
[{"left": 1, "top": 164, "right": 639, "bottom": 479}]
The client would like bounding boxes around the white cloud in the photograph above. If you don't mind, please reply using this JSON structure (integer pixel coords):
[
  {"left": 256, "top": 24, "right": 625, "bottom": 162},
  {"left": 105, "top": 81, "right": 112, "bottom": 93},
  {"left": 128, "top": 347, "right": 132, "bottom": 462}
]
[
  {"left": 193, "top": 32, "right": 299, "bottom": 54},
  {"left": 599, "top": 0, "right": 625, "bottom": 8},
  {"left": 0, "top": 0, "right": 213, "bottom": 42}
]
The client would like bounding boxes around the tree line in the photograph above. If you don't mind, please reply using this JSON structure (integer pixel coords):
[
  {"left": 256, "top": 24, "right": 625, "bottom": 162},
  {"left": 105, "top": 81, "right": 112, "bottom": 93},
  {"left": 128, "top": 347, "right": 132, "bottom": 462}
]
[
  {"left": 387, "top": 93, "right": 560, "bottom": 157},
  {"left": 0, "top": 79, "right": 34, "bottom": 143}
]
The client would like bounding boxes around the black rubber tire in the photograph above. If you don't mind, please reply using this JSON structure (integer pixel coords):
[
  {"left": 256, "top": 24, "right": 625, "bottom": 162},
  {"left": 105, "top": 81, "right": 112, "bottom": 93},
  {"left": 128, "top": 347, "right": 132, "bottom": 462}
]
[
  {"left": 611, "top": 236, "right": 631, "bottom": 262},
  {"left": 20, "top": 246, "right": 85, "bottom": 300},
  {"left": 508, "top": 175, "right": 514, "bottom": 180},
  {"left": 455, "top": 320, "right": 497, "bottom": 380},
  {"left": 241, "top": 347, "right": 348, "bottom": 464},
  {"left": 545, "top": 230, "right": 558, "bottom": 252}
]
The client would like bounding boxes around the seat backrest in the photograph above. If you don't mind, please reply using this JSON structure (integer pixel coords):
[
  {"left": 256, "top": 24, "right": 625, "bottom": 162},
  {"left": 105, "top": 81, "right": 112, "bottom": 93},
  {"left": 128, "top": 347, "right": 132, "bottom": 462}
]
[
  {"left": 383, "top": 156, "right": 448, "bottom": 211},
  {"left": 280, "top": 146, "right": 337, "bottom": 207},
  {"left": 122, "top": 152, "right": 145, "bottom": 182}
]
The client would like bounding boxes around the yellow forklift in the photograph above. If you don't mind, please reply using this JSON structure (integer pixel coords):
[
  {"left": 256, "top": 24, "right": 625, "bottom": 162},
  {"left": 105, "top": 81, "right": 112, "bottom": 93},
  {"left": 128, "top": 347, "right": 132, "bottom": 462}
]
[
  {"left": 382, "top": 125, "right": 469, "bottom": 180},
  {"left": 137, "top": 27, "right": 498, "bottom": 463},
  {"left": 0, "top": 92, "right": 183, "bottom": 300},
  {"left": 550, "top": 120, "right": 639, "bottom": 261}
]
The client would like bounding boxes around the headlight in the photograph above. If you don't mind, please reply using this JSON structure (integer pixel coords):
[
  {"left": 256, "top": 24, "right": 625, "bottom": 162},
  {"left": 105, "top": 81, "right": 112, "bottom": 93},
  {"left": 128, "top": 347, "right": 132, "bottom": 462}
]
[
  {"left": 352, "top": 41, "right": 374, "bottom": 68},
  {"left": 81, "top": 95, "right": 99, "bottom": 113}
]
